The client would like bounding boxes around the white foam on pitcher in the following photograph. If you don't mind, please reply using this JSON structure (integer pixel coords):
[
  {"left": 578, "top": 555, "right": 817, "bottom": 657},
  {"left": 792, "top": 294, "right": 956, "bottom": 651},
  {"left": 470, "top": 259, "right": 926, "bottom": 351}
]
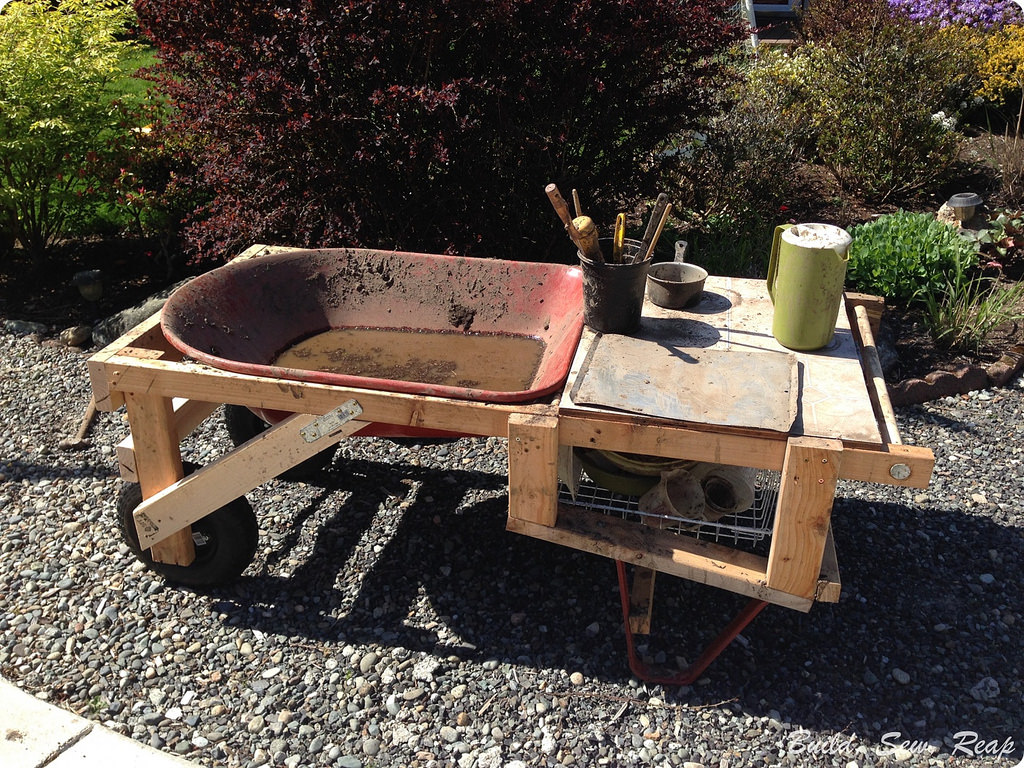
[{"left": 785, "top": 223, "right": 850, "bottom": 250}]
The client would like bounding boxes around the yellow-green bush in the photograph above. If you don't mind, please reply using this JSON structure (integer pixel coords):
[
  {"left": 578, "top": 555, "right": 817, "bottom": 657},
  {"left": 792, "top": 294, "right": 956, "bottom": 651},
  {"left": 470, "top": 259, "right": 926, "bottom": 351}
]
[
  {"left": 740, "top": 46, "right": 818, "bottom": 149},
  {"left": 0, "top": 0, "right": 142, "bottom": 256},
  {"left": 786, "top": 0, "right": 982, "bottom": 201},
  {"left": 978, "top": 25, "right": 1024, "bottom": 108}
]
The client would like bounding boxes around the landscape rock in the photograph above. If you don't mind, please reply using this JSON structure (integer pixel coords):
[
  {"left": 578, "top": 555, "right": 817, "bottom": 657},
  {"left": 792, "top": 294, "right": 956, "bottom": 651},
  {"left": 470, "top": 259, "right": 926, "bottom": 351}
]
[
  {"left": 59, "top": 325, "right": 92, "bottom": 347},
  {"left": 986, "top": 343, "right": 1024, "bottom": 387},
  {"left": 91, "top": 278, "right": 190, "bottom": 348},
  {"left": 2, "top": 318, "right": 48, "bottom": 336}
]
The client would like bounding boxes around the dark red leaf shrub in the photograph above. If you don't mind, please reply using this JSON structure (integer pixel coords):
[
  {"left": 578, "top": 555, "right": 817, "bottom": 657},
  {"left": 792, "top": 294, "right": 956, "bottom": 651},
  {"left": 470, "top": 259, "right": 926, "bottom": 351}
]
[{"left": 135, "top": 0, "right": 743, "bottom": 262}]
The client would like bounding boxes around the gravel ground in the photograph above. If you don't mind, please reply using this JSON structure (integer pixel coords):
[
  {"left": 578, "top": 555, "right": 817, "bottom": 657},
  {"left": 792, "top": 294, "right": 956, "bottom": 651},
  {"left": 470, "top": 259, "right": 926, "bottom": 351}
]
[{"left": 1, "top": 326, "right": 1022, "bottom": 768}]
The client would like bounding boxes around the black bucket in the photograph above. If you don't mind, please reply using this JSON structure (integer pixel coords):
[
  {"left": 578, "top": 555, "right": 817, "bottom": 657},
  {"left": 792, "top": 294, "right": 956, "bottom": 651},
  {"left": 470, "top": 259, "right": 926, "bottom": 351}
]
[{"left": 579, "top": 237, "right": 650, "bottom": 334}]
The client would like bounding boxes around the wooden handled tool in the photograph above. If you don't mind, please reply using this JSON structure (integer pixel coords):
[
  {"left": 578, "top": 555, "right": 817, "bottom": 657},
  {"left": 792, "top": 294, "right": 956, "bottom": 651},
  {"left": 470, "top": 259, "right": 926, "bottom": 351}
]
[
  {"left": 637, "top": 193, "right": 670, "bottom": 263},
  {"left": 545, "top": 183, "right": 584, "bottom": 246},
  {"left": 573, "top": 215, "right": 605, "bottom": 263},
  {"left": 639, "top": 194, "right": 669, "bottom": 255},
  {"left": 638, "top": 202, "right": 672, "bottom": 264}
]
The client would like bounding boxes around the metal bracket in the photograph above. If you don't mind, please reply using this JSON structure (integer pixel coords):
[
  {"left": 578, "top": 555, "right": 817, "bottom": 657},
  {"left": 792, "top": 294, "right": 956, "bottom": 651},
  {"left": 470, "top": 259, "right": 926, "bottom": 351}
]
[{"left": 300, "top": 400, "right": 363, "bottom": 443}]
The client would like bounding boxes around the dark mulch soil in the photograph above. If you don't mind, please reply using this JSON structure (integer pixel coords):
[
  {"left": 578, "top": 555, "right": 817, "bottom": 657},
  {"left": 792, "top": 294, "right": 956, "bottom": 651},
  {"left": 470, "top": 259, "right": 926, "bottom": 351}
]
[
  {"left": 0, "top": 237, "right": 199, "bottom": 327},
  {"left": 883, "top": 303, "right": 1019, "bottom": 380}
]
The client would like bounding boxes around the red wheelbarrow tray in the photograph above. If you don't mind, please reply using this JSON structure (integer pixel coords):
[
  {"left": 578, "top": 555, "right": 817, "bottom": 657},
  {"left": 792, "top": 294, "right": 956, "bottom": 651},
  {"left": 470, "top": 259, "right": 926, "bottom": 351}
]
[{"left": 159, "top": 247, "right": 585, "bottom": 406}]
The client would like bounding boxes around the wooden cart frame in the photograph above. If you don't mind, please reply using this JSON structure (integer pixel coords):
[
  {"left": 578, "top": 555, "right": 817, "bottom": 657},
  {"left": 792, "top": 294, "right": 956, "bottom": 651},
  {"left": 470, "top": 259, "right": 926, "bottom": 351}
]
[{"left": 87, "top": 245, "right": 933, "bottom": 676}]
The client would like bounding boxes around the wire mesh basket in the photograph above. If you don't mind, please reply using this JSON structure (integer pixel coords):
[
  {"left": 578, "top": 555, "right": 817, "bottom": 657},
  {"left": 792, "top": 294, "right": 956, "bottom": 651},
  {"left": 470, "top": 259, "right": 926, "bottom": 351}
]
[{"left": 558, "top": 468, "right": 780, "bottom": 548}]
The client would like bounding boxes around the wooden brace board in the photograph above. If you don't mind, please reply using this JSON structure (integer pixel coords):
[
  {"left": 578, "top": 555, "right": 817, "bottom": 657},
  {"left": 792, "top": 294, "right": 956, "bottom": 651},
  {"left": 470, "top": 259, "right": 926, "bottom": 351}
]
[{"left": 134, "top": 407, "right": 368, "bottom": 551}]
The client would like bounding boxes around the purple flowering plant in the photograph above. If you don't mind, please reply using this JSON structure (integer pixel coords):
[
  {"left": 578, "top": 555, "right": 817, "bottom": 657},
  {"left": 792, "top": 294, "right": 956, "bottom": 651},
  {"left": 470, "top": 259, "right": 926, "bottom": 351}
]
[{"left": 888, "top": 0, "right": 1023, "bottom": 28}]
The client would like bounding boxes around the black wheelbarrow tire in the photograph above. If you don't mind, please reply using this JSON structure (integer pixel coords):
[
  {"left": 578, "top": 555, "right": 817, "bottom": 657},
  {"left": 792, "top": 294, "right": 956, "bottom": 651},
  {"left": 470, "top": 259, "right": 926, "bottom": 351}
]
[
  {"left": 223, "top": 404, "right": 334, "bottom": 481},
  {"left": 117, "top": 467, "right": 259, "bottom": 587}
]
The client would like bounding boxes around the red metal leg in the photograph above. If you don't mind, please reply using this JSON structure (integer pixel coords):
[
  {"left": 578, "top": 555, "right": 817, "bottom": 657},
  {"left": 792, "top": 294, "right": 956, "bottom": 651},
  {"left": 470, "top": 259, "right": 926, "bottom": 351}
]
[{"left": 616, "top": 560, "right": 768, "bottom": 685}]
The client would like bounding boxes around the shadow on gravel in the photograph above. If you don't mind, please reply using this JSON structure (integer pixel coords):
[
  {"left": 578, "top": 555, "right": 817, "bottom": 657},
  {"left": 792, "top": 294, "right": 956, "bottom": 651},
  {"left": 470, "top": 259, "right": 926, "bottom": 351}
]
[
  {"left": 197, "top": 459, "right": 1021, "bottom": 757},
  {"left": 680, "top": 496, "right": 1023, "bottom": 758},
  {"left": 200, "top": 457, "right": 627, "bottom": 673}
]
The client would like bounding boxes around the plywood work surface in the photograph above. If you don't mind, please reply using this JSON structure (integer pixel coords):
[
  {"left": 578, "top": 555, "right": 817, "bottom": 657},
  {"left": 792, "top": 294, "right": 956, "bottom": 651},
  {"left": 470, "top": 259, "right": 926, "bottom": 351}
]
[
  {"left": 571, "top": 342, "right": 798, "bottom": 433},
  {"left": 561, "top": 276, "right": 882, "bottom": 445}
]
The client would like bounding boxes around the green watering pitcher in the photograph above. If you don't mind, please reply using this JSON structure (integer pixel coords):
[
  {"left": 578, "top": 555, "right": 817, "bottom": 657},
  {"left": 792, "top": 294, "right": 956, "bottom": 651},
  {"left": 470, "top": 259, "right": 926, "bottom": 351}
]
[{"left": 767, "top": 223, "right": 852, "bottom": 351}]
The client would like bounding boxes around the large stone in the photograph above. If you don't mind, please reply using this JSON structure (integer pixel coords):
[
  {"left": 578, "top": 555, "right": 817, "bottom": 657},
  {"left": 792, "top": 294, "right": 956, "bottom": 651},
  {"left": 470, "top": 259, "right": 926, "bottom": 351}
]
[
  {"left": 3, "top": 319, "right": 48, "bottom": 336},
  {"left": 59, "top": 325, "right": 92, "bottom": 347},
  {"left": 987, "top": 344, "right": 1024, "bottom": 387},
  {"left": 92, "top": 278, "right": 191, "bottom": 348}
]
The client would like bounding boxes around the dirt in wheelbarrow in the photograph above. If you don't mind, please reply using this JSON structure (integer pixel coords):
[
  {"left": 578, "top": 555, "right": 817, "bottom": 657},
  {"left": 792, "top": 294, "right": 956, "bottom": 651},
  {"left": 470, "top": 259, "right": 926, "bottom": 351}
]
[{"left": 273, "top": 326, "right": 545, "bottom": 390}]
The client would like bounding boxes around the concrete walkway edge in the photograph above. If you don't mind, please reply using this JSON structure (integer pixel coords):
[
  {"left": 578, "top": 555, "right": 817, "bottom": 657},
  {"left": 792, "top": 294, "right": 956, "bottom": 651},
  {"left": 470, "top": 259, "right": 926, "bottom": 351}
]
[{"left": 1, "top": 676, "right": 197, "bottom": 768}]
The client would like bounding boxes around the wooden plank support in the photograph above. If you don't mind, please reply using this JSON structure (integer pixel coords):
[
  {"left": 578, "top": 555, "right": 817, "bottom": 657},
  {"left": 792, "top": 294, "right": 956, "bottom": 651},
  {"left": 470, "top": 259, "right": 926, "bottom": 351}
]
[
  {"left": 628, "top": 567, "right": 657, "bottom": 634},
  {"left": 507, "top": 412, "right": 560, "bottom": 526},
  {"left": 124, "top": 392, "right": 193, "bottom": 566},
  {"left": 765, "top": 437, "right": 842, "bottom": 600},
  {"left": 852, "top": 303, "right": 901, "bottom": 446},
  {"left": 508, "top": 505, "right": 820, "bottom": 612},
  {"left": 89, "top": 313, "right": 163, "bottom": 411},
  {"left": 838, "top": 443, "right": 932, "bottom": 488},
  {"left": 816, "top": 525, "right": 842, "bottom": 603},
  {"left": 94, "top": 355, "right": 532, "bottom": 439},
  {"left": 134, "top": 409, "right": 368, "bottom": 550},
  {"left": 629, "top": 505, "right": 668, "bottom": 635},
  {"left": 844, "top": 292, "right": 885, "bottom": 338},
  {"left": 560, "top": 413, "right": 932, "bottom": 488},
  {"left": 117, "top": 398, "right": 221, "bottom": 482},
  {"left": 560, "top": 413, "right": 789, "bottom": 470}
]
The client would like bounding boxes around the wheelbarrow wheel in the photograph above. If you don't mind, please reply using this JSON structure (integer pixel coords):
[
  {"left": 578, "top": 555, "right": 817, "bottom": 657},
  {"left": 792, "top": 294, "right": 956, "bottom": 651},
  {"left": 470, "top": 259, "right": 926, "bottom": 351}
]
[
  {"left": 223, "top": 404, "right": 334, "bottom": 481},
  {"left": 117, "top": 466, "right": 258, "bottom": 587}
]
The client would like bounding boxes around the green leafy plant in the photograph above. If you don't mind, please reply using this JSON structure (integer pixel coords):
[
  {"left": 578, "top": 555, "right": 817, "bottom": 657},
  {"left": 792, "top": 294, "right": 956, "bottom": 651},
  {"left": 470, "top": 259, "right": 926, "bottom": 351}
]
[
  {"left": 847, "top": 211, "right": 978, "bottom": 301},
  {"left": 0, "top": 0, "right": 141, "bottom": 256},
  {"left": 971, "top": 209, "right": 1024, "bottom": 274}
]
